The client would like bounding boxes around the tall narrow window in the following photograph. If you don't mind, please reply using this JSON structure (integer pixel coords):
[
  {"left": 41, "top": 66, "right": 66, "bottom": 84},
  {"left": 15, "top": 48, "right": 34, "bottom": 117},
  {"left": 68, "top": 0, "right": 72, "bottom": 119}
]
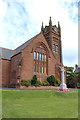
[
  {"left": 34, "top": 65, "right": 36, "bottom": 72},
  {"left": 37, "top": 52, "right": 39, "bottom": 60},
  {"left": 34, "top": 52, "right": 36, "bottom": 59},
  {"left": 39, "top": 66, "right": 41, "bottom": 73},
  {"left": 44, "top": 67, "right": 46, "bottom": 74},
  {"left": 37, "top": 65, "right": 38, "bottom": 72},
  {"left": 42, "top": 66, "right": 43, "bottom": 73},
  {"left": 42, "top": 54, "right": 44, "bottom": 61},
  {"left": 56, "top": 45, "right": 58, "bottom": 52},
  {"left": 34, "top": 46, "right": 47, "bottom": 75},
  {"left": 39, "top": 53, "right": 41, "bottom": 61},
  {"left": 45, "top": 55, "right": 46, "bottom": 62}
]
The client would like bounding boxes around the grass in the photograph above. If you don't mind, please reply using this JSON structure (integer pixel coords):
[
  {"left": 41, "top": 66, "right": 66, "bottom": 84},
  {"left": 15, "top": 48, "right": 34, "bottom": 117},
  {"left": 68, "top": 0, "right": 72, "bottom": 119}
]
[{"left": 2, "top": 90, "right": 78, "bottom": 118}]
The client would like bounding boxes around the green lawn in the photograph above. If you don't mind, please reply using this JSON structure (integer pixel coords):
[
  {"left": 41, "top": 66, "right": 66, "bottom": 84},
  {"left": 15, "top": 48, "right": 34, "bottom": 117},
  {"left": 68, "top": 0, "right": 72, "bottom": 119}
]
[{"left": 2, "top": 90, "right": 78, "bottom": 118}]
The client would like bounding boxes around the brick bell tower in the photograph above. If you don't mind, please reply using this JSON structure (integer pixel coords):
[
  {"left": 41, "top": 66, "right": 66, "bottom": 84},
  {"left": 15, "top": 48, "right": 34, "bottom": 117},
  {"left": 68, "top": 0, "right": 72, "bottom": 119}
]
[{"left": 41, "top": 17, "right": 63, "bottom": 78}]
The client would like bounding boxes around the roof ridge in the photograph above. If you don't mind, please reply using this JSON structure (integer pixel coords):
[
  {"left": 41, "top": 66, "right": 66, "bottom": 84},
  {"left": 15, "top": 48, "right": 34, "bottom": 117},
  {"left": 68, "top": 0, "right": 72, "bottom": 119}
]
[
  {"left": 14, "top": 35, "right": 37, "bottom": 50},
  {"left": 1, "top": 32, "right": 41, "bottom": 60}
]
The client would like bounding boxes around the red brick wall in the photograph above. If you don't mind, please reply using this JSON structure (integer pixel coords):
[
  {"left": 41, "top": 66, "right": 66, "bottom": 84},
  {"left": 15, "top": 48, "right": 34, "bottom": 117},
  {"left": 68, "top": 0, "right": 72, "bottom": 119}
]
[
  {"left": 2, "top": 32, "right": 63, "bottom": 87},
  {"left": 2, "top": 59, "right": 10, "bottom": 86},
  {"left": 10, "top": 53, "right": 22, "bottom": 85},
  {"left": 21, "top": 32, "right": 57, "bottom": 82}
]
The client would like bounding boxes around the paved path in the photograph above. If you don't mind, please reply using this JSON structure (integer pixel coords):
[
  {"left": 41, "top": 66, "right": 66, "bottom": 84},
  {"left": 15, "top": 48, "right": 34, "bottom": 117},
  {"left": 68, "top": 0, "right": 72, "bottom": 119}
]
[{"left": 0, "top": 87, "right": 80, "bottom": 91}]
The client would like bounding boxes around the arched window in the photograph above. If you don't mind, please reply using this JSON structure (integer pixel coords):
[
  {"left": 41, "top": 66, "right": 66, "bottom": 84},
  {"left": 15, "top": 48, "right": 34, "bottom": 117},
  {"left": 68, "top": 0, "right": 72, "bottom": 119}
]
[{"left": 33, "top": 45, "right": 47, "bottom": 75}]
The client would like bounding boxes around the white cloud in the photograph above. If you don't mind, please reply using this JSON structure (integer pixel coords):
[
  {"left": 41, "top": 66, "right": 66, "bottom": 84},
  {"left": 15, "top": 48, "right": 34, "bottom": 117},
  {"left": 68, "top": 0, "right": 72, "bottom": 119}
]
[{"left": 0, "top": 0, "right": 7, "bottom": 22}]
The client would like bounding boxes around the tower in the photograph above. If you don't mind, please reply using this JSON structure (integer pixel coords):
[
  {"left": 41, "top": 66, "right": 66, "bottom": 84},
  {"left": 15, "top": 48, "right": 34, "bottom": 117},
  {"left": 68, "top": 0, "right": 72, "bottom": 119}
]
[{"left": 41, "top": 17, "right": 63, "bottom": 66}]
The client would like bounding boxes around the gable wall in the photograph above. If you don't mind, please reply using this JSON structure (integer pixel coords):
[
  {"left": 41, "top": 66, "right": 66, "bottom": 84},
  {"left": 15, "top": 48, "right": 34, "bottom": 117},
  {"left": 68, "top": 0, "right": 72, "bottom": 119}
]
[
  {"left": 10, "top": 53, "right": 22, "bottom": 85},
  {"left": 2, "top": 59, "right": 10, "bottom": 87},
  {"left": 21, "top": 33, "right": 57, "bottom": 81}
]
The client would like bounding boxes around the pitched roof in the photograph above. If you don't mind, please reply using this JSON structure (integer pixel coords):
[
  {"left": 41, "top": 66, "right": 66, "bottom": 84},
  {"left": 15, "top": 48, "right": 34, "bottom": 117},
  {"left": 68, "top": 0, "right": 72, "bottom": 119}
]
[
  {"left": 0, "top": 35, "right": 37, "bottom": 60},
  {"left": 0, "top": 47, "right": 15, "bottom": 60},
  {"left": 14, "top": 35, "right": 36, "bottom": 56}
]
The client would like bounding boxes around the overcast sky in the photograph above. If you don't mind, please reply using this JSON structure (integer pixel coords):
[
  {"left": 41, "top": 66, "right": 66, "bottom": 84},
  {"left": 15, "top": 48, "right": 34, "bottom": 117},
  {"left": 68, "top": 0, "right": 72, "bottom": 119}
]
[{"left": 0, "top": 0, "right": 79, "bottom": 67}]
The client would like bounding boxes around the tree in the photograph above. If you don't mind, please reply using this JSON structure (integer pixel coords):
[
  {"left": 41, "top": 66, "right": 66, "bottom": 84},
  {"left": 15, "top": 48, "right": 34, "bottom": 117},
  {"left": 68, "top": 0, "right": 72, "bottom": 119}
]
[
  {"left": 78, "top": 72, "right": 80, "bottom": 83},
  {"left": 47, "top": 75, "right": 56, "bottom": 86},
  {"left": 65, "top": 66, "right": 77, "bottom": 88},
  {"left": 31, "top": 75, "right": 37, "bottom": 85}
]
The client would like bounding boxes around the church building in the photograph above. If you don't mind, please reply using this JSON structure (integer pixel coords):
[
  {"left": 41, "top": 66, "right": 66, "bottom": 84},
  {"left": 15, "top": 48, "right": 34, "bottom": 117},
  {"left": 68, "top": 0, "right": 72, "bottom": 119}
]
[{"left": 0, "top": 17, "right": 63, "bottom": 87}]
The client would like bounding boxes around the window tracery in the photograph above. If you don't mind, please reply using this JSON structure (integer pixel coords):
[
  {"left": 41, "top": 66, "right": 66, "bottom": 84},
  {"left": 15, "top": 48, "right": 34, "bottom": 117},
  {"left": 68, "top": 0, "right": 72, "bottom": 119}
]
[{"left": 33, "top": 45, "right": 47, "bottom": 74}]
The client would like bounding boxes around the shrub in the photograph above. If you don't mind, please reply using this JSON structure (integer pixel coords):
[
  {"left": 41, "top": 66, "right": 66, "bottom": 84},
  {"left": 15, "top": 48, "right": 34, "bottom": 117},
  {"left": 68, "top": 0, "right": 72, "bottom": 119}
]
[
  {"left": 31, "top": 75, "right": 37, "bottom": 85},
  {"left": 36, "top": 80, "right": 42, "bottom": 87},
  {"left": 27, "top": 79, "right": 31, "bottom": 84},
  {"left": 21, "top": 80, "right": 24, "bottom": 86},
  {"left": 54, "top": 83, "right": 58, "bottom": 87},
  {"left": 56, "top": 78, "right": 61, "bottom": 86},
  {"left": 25, "top": 81, "right": 31, "bottom": 87},
  {"left": 47, "top": 75, "right": 56, "bottom": 86},
  {"left": 21, "top": 80, "right": 31, "bottom": 87},
  {"left": 42, "top": 81, "right": 50, "bottom": 86}
]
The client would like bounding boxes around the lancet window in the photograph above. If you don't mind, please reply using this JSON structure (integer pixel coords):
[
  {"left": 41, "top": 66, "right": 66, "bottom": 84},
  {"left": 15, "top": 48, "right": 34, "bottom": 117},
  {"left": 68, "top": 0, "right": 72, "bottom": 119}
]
[{"left": 33, "top": 46, "right": 47, "bottom": 74}]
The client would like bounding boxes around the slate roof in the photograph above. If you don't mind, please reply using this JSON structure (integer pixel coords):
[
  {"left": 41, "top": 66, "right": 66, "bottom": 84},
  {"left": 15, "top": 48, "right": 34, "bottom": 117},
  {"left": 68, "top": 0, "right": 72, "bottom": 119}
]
[
  {"left": 0, "top": 35, "right": 36, "bottom": 60},
  {"left": 0, "top": 47, "right": 15, "bottom": 60},
  {"left": 14, "top": 36, "right": 36, "bottom": 56}
]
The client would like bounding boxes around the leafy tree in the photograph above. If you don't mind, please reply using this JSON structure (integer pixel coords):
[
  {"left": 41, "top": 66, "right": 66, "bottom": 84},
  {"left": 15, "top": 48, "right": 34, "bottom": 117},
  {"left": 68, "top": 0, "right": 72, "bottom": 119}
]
[
  {"left": 47, "top": 75, "right": 56, "bottom": 86},
  {"left": 31, "top": 75, "right": 37, "bottom": 85},
  {"left": 66, "top": 66, "right": 77, "bottom": 88},
  {"left": 78, "top": 72, "right": 80, "bottom": 83}
]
